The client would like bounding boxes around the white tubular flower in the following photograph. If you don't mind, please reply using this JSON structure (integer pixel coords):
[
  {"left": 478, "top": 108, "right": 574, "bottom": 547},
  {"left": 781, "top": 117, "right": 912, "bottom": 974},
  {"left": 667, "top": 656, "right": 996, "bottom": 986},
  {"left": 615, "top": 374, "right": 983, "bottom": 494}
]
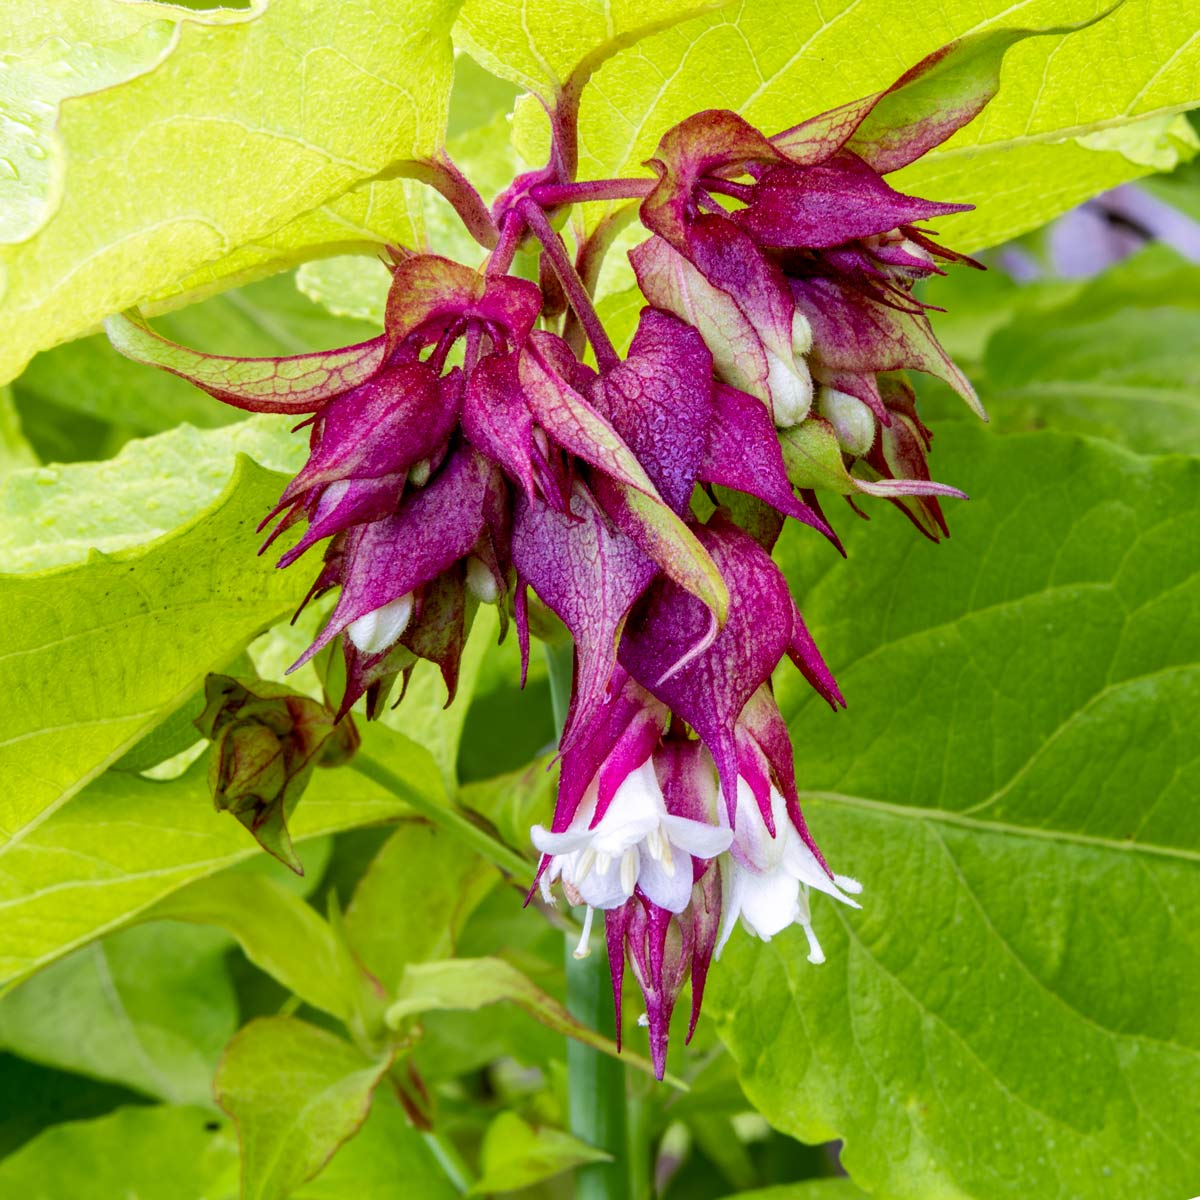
[
  {"left": 532, "top": 760, "right": 731, "bottom": 955},
  {"left": 717, "top": 777, "right": 862, "bottom": 963},
  {"left": 346, "top": 593, "right": 415, "bottom": 656}
]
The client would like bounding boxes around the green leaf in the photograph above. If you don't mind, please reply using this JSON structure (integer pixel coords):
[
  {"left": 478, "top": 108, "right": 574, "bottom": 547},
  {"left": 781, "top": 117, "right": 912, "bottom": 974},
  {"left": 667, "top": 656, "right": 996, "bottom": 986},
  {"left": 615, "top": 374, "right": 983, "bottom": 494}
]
[
  {"left": 469, "top": 1111, "right": 611, "bottom": 1194},
  {"left": 0, "top": 1104, "right": 240, "bottom": 1199},
  {"left": 0, "top": 0, "right": 460, "bottom": 384},
  {"left": 460, "top": 756, "right": 557, "bottom": 854},
  {"left": 150, "top": 873, "right": 376, "bottom": 1024},
  {"left": 557, "top": 0, "right": 1200, "bottom": 252},
  {"left": 378, "top": 604, "right": 502, "bottom": 789},
  {"left": 708, "top": 424, "right": 1200, "bottom": 1200},
  {"left": 454, "top": 0, "right": 728, "bottom": 101},
  {"left": 0, "top": 1053, "right": 148, "bottom": 1160},
  {"left": 0, "top": 922, "right": 235, "bottom": 1105},
  {"left": 343, "top": 820, "right": 498, "bottom": 994},
  {"left": 385, "top": 957, "right": 669, "bottom": 1082},
  {"left": 0, "top": 386, "right": 36, "bottom": 475},
  {"left": 0, "top": 453, "right": 306, "bottom": 846},
  {"left": 0, "top": 416, "right": 300, "bottom": 572},
  {"left": 717, "top": 1184, "right": 870, "bottom": 1200},
  {"left": 291, "top": 1092, "right": 458, "bottom": 1199},
  {"left": 0, "top": 722, "right": 443, "bottom": 990},
  {"left": 979, "top": 253, "right": 1200, "bottom": 454},
  {"left": 215, "top": 1017, "right": 390, "bottom": 1200}
]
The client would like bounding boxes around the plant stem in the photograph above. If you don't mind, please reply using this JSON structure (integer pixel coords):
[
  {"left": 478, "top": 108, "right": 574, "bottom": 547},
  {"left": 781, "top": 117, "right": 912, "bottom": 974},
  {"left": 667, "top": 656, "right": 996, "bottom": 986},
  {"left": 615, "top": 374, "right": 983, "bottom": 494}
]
[
  {"left": 421, "top": 1131, "right": 475, "bottom": 1194},
  {"left": 350, "top": 753, "right": 534, "bottom": 888},
  {"left": 530, "top": 178, "right": 654, "bottom": 207},
  {"left": 544, "top": 641, "right": 631, "bottom": 1200},
  {"left": 519, "top": 199, "right": 620, "bottom": 372}
]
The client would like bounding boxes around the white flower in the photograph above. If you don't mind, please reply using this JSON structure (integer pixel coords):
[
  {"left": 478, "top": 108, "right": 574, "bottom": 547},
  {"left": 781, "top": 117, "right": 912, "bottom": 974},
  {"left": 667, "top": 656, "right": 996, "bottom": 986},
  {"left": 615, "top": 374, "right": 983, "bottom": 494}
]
[
  {"left": 717, "top": 777, "right": 862, "bottom": 964},
  {"left": 532, "top": 759, "right": 731, "bottom": 957}
]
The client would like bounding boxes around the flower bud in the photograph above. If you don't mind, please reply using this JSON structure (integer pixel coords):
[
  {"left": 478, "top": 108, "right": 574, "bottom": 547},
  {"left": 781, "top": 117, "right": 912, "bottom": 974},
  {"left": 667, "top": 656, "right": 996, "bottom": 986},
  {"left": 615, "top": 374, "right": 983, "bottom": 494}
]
[
  {"left": 817, "top": 386, "right": 876, "bottom": 456},
  {"left": 195, "top": 675, "right": 356, "bottom": 870},
  {"left": 766, "top": 351, "right": 813, "bottom": 428},
  {"left": 791, "top": 309, "right": 813, "bottom": 357},
  {"left": 465, "top": 554, "right": 501, "bottom": 604},
  {"left": 346, "top": 594, "right": 415, "bottom": 656}
]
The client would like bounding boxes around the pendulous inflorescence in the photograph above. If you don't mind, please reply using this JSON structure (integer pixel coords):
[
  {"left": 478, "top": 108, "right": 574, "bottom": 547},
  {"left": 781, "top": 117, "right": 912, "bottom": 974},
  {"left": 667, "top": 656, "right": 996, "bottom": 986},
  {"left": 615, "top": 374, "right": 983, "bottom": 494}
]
[{"left": 106, "top": 35, "right": 1003, "bottom": 1079}]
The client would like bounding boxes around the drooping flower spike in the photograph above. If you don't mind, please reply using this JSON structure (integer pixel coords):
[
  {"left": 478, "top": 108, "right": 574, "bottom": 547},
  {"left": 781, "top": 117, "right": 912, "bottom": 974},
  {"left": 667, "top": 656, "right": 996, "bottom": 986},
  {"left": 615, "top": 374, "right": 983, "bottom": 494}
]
[{"left": 104, "top": 23, "right": 1068, "bottom": 1076}]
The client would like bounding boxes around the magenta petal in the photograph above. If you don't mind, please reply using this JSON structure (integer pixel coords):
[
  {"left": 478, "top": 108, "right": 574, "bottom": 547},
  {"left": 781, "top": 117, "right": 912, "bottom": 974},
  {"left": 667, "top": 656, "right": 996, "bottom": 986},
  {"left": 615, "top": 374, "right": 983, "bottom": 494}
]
[
  {"left": 702, "top": 384, "right": 835, "bottom": 541},
  {"left": 687, "top": 868, "right": 721, "bottom": 1041},
  {"left": 294, "top": 447, "right": 493, "bottom": 669},
  {"left": 551, "top": 668, "right": 666, "bottom": 833},
  {"left": 512, "top": 486, "right": 657, "bottom": 754},
  {"left": 736, "top": 155, "right": 971, "bottom": 249},
  {"left": 683, "top": 216, "right": 799, "bottom": 382},
  {"left": 791, "top": 275, "right": 982, "bottom": 418},
  {"left": 642, "top": 109, "right": 784, "bottom": 244},
  {"left": 385, "top": 254, "right": 542, "bottom": 351},
  {"left": 461, "top": 351, "right": 540, "bottom": 500},
  {"left": 275, "top": 473, "right": 405, "bottom": 568},
  {"left": 276, "top": 362, "right": 459, "bottom": 508},
  {"left": 105, "top": 312, "right": 386, "bottom": 414},
  {"left": 401, "top": 569, "right": 469, "bottom": 704},
  {"left": 654, "top": 738, "right": 718, "bottom": 828},
  {"left": 605, "top": 904, "right": 633, "bottom": 1053},
  {"left": 588, "top": 309, "right": 715, "bottom": 515},
  {"left": 788, "top": 598, "right": 845, "bottom": 710},
  {"left": 619, "top": 517, "right": 796, "bottom": 811}
]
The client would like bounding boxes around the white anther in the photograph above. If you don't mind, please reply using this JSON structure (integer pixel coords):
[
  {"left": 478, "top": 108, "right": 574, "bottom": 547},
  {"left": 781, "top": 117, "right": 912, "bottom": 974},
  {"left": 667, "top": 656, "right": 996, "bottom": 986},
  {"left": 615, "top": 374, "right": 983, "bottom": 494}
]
[
  {"left": 620, "top": 848, "right": 639, "bottom": 897},
  {"left": 575, "top": 847, "right": 597, "bottom": 883}
]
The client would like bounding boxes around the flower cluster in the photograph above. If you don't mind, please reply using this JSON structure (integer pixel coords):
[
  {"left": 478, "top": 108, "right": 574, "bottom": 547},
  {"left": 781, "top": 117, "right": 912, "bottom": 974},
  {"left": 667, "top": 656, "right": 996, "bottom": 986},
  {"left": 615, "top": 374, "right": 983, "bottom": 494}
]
[{"left": 108, "top": 38, "right": 995, "bottom": 1078}]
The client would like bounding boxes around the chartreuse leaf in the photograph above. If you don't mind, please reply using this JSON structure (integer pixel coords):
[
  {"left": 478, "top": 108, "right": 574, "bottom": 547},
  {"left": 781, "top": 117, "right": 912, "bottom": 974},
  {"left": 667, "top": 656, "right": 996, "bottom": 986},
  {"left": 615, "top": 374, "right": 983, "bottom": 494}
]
[
  {"left": 0, "top": 1105, "right": 240, "bottom": 1199},
  {"left": 291, "top": 1092, "right": 458, "bottom": 1200},
  {"left": 0, "top": 722, "right": 444, "bottom": 990},
  {"left": 343, "top": 820, "right": 498, "bottom": 993},
  {"left": 0, "top": 922, "right": 235, "bottom": 1105},
  {"left": 215, "top": 1016, "right": 391, "bottom": 1200},
  {"left": 385, "top": 957, "right": 670, "bottom": 1082},
  {"left": 0, "top": 416, "right": 300, "bottom": 571},
  {"left": 0, "top": 0, "right": 460, "bottom": 384},
  {"left": 549, "top": 0, "right": 1200, "bottom": 252},
  {"left": 150, "top": 873, "right": 376, "bottom": 1025},
  {"left": 708, "top": 424, "right": 1200, "bottom": 1200},
  {"left": 469, "top": 1111, "right": 611, "bottom": 1194},
  {"left": 454, "top": 0, "right": 729, "bottom": 100},
  {"left": 0, "top": 453, "right": 305, "bottom": 847},
  {"left": 0, "top": 387, "right": 36, "bottom": 475}
]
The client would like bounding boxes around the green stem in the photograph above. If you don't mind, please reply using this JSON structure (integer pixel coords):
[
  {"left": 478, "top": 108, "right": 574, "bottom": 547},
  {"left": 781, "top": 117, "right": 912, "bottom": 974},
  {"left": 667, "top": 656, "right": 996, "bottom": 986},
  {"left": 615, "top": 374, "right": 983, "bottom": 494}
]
[
  {"left": 350, "top": 753, "right": 534, "bottom": 889},
  {"left": 421, "top": 1131, "right": 475, "bottom": 1194},
  {"left": 544, "top": 641, "right": 632, "bottom": 1200}
]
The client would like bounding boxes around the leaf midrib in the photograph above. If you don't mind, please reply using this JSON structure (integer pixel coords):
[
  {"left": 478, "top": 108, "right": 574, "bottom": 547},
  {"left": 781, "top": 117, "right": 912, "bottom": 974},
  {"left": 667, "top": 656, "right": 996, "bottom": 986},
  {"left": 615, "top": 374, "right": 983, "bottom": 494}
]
[{"left": 804, "top": 789, "right": 1200, "bottom": 864}]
